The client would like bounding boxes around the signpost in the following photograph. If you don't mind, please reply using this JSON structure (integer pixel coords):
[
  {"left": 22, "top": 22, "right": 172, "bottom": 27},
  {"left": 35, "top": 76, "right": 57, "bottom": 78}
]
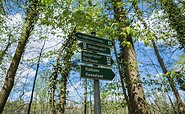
[
  {"left": 80, "top": 65, "right": 115, "bottom": 80},
  {"left": 81, "top": 51, "right": 114, "bottom": 66},
  {"left": 78, "top": 42, "right": 110, "bottom": 54},
  {"left": 75, "top": 32, "right": 113, "bottom": 47},
  {"left": 76, "top": 32, "right": 115, "bottom": 114}
]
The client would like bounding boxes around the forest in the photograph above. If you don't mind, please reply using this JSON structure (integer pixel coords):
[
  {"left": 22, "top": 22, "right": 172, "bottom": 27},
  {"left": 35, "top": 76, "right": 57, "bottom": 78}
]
[{"left": 0, "top": 0, "right": 185, "bottom": 114}]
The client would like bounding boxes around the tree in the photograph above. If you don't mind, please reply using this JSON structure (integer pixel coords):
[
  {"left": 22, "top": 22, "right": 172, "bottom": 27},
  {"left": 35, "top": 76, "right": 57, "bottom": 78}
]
[
  {"left": 49, "top": 35, "right": 72, "bottom": 114},
  {"left": 0, "top": 0, "right": 184, "bottom": 113},
  {"left": 27, "top": 40, "right": 45, "bottom": 114},
  {"left": 159, "top": 0, "right": 185, "bottom": 49},
  {"left": 132, "top": 1, "right": 184, "bottom": 113},
  {"left": 111, "top": 0, "right": 148, "bottom": 113},
  {"left": 49, "top": 27, "right": 77, "bottom": 114},
  {"left": 0, "top": 0, "right": 40, "bottom": 113},
  {"left": 58, "top": 31, "right": 77, "bottom": 114}
]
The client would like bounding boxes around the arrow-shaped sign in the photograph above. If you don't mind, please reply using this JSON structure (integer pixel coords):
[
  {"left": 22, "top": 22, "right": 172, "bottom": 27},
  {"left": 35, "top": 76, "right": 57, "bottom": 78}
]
[
  {"left": 80, "top": 65, "right": 115, "bottom": 80},
  {"left": 78, "top": 42, "right": 110, "bottom": 54},
  {"left": 81, "top": 51, "right": 114, "bottom": 66},
  {"left": 75, "top": 32, "right": 113, "bottom": 47}
]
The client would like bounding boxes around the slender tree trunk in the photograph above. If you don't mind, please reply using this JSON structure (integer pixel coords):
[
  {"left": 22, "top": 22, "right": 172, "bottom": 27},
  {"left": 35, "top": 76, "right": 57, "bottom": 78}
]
[
  {"left": 0, "top": 33, "right": 12, "bottom": 65},
  {"left": 27, "top": 40, "right": 45, "bottom": 114},
  {"left": 50, "top": 31, "right": 73, "bottom": 114},
  {"left": 58, "top": 71, "right": 68, "bottom": 114},
  {"left": 50, "top": 27, "right": 76, "bottom": 114},
  {"left": 58, "top": 31, "right": 76, "bottom": 114},
  {"left": 0, "top": 42, "right": 10, "bottom": 64},
  {"left": 111, "top": 1, "right": 148, "bottom": 114},
  {"left": 50, "top": 65, "right": 58, "bottom": 114},
  {"left": 132, "top": 1, "right": 184, "bottom": 113},
  {"left": 0, "top": 0, "right": 39, "bottom": 113},
  {"left": 151, "top": 97, "right": 162, "bottom": 113},
  {"left": 152, "top": 41, "right": 184, "bottom": 114},
  {"left": 166, "top": 92, "right": 177, "bottom": 114},
  {"left": 113, "top": 39, "right": 131, "bottom": 113}
]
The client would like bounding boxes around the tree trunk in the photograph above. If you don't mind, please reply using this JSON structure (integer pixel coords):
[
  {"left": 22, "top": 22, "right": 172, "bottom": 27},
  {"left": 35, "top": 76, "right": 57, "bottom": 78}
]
[
  {"left": 152, "top": 41, "right": 184, "bottom": 114},
  {"left": 58, "top": 32, "right": 76, "bottom": 114},
  {"left": 111, "top": 1, "right": 148, "bottom": 114},
  {"left": 49, "top": 27, "right": 76, "bottom": 114},
  {"left": 122, "top": 37, "right": 148, "bottom": 114},
  {"left": 132, "top": 1, "right": 184, "bottom": 113},
  {"left": 27, "top": 40, "right": 45, "bottom": 114},
  {"left": 58, "top": 72, "right": 68, "bottom": 114},
  {"left": 50, "top": 64, "right": 59, "bottom": 114},
  {"left": 113, "top": 39, "right": 131, "bottom": 113},
  {"left": 166, "top": 91, "right": 177, "bottom": 114},
  {"left": 0, "top": 33, "right": 12, "bottom": 65},
  {"left": 0, "top": 0, "right": 39, "bottom": 113}
]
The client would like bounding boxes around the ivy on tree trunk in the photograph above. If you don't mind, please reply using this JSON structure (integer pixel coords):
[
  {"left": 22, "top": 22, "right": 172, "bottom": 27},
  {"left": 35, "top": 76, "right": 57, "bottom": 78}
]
[{"left": 111, "top": 0, "right": 148, "bottom": 114}]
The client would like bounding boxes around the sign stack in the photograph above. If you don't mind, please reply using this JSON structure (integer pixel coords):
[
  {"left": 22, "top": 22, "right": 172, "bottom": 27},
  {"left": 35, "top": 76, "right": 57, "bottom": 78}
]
[{"left": 75, "top": 32, "right": 115, "bottom": 80}]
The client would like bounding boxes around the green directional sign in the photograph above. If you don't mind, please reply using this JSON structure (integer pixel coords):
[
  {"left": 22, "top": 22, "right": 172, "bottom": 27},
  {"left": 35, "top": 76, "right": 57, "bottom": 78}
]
[
  {"left": 80, "top": 65, "right": 115, "bottom": 80},
  {"left": 78, "top": 42, "right": 110, "bottom": 54},
  {"left": 81, "top": 51, "right": 114, "bottom": 66},
  {"left": 75, "top": 32, "right": 113, "bottom": 47}
]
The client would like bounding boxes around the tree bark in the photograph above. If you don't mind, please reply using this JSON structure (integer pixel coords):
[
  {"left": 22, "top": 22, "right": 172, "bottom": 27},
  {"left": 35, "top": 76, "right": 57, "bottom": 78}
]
[
  {"left": 113, "top": 39, "right": 131, "bottom": 112},
  {"left": 152, "top": 41, "right": 184, "bottom": 114},
  {"left": 132, "top": 1, "right": 184, "bottom": 113},
  {"left": 0, "top": 0, "right": 39, "bottom": 113},
  {"left": 27, "top": 40, "right": 45, "bottom": 114},
  {"left": 50, "top": 27, "right": 76, "bottom": 114},
  {"left": 111, "top": 1, "right": 148, "bottom": 114},
  {"left": 58, "top": 71, "right": 68, "bottom": 114},
  {"left": 58, "top": 31, "right": 76, "bottom": 114},
  {"left": 122, "top": 37, "right": 148, "bottom": 114},
  {"left": 0, "top": 33, "right": 11, "bottom": 65},
  {"left": 50, "top": 63, "right": 60, "bottom": 114},
  {"left": 166, "top": 91, "right": 177, "bottom": 114}
]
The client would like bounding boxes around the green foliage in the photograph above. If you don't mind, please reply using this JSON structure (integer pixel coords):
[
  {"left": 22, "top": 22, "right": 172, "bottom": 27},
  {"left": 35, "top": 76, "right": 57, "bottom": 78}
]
[
  {"left": 159, "top": 0, "right": 185, "bottom": 48},
  {"left": 0, "top": 0, "right": 185, "bottom": 113},
  {"left": 101, "top": 81, "right": 127, "bottom": 114},
  {"left": 41, "top": 0, "right": 54, "bottom": 6},
  {"left": 121, "top": 40, "right": 132, "bottom": 48}
]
